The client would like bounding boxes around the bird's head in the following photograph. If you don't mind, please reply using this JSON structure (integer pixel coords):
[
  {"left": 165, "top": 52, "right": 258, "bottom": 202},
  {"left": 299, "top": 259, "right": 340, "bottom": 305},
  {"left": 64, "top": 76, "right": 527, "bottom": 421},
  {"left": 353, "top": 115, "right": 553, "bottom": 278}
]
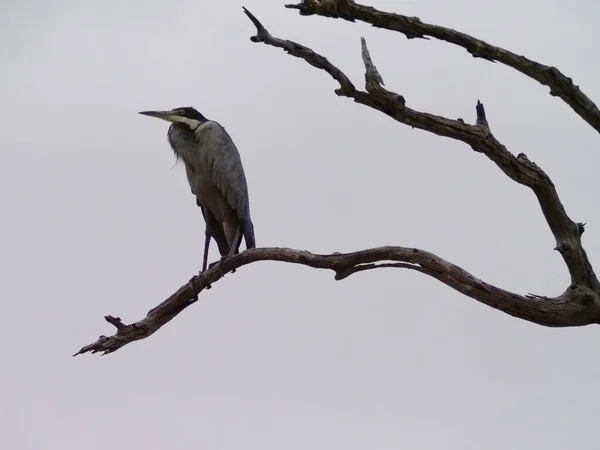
[{"left": 138, "top": 106, "right": 208, "bottom": 129}]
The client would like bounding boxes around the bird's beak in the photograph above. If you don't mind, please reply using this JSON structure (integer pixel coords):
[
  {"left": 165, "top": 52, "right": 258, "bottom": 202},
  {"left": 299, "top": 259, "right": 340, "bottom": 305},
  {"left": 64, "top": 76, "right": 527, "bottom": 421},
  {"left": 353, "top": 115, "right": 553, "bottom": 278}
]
[{"left": 138, "top": 110, "right": 179, "bottom": 122}]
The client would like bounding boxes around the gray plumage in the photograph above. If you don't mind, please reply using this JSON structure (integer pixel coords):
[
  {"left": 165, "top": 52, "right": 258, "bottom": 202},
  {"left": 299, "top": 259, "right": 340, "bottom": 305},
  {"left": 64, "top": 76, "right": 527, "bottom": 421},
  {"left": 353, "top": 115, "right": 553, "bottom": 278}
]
[{"left": 139, "top": 106, "right": 255, "bottom": 271}]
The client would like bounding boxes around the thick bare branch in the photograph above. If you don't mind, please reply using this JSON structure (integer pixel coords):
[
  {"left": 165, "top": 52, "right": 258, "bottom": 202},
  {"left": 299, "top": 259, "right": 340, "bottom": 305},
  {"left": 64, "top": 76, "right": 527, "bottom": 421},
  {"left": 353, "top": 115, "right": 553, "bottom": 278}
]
[
  {"left": 75, "top": 246, "right": 600, "bottom": 356},
  {"left": 285, "top": 0, "right": 600, "bottom": 135},
  {"left": 76, "top": 7, "right": 600, "bottom": 357},
  {"left": 243, "top": 8, "right": 599, "bottom": 292}
]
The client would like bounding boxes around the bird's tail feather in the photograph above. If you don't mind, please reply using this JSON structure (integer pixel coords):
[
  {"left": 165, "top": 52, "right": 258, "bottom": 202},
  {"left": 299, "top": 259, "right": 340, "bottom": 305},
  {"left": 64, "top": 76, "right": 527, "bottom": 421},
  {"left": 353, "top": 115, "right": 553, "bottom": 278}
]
[{"left": 243, "top": 220, "right": 256, "bottom": 249}]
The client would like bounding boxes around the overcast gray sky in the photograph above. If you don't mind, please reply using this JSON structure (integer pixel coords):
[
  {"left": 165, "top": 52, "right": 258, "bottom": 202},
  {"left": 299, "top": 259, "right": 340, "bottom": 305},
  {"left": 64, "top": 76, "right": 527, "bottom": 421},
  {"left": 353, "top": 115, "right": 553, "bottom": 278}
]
[{"left": 2, "top": 0, "right": 600, "bottom": 449}]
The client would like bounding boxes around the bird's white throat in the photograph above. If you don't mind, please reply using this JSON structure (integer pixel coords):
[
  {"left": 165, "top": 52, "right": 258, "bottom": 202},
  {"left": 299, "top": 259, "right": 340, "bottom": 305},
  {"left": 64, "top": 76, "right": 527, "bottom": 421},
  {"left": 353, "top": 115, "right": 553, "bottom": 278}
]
[{"left": 171, "top": 116, "right": 215, "bottom": 133}]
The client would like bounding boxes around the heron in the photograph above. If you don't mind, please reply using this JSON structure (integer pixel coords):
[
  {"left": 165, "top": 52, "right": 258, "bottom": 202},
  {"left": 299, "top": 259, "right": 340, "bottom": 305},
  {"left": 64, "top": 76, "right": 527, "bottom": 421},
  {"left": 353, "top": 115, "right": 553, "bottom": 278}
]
[{"left": 139, "top": 107, "right": 255, "bottom": 273}]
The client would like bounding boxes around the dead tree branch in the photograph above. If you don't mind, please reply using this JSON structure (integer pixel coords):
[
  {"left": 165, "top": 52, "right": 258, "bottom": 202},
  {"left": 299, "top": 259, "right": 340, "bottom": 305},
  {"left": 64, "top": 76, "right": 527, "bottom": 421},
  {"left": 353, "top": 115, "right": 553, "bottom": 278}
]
[
  {"left": 242, "top": 7, "right": 599, "bottom": 292},
  {"left": 75, "top": 245, "right": 600, "bottom": 356},
  {"left": 284, "top": 0, "right": 600, "bottom": 135},
  {"left": 75, "top": 5, "right": 600, "bottom": 356}
]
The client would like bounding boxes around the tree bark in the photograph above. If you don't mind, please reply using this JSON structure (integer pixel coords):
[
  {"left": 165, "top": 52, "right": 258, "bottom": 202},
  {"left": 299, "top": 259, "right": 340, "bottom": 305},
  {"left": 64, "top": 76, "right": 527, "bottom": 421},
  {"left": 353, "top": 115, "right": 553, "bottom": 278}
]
[{"left": 75, "top": 2, "right": 600, "bottom": 356}]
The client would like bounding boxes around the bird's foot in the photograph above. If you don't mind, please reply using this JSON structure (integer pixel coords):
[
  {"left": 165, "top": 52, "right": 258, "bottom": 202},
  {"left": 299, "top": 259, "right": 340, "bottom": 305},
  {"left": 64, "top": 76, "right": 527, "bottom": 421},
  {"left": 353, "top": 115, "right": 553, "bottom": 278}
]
[
  {"left": 208, "top": 257, "right": 236, "bottom": 274},
  {"left": 209, "top": 259, "right": 227, "bottom": 278},
  {"left": 188, "top": 277, "right": 201, "bottom": 300}
]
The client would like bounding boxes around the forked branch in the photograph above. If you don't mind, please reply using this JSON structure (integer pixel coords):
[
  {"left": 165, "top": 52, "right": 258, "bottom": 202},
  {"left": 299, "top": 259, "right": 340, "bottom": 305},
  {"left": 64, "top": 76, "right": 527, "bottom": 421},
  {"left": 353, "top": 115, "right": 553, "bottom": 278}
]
[
  {"left": 242, "top": 7, "right": 599, "bottom": 292},
  {"left": 285, "top": 0, "right": 600, "bottom": 135},
  {"left": 76, "top": 5, "right": 600, "bottom": 357}
]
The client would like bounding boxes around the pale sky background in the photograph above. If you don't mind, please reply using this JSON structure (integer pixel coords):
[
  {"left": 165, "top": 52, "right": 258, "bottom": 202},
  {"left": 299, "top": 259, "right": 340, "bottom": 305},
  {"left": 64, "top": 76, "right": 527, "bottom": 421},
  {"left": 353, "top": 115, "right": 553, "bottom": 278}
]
[{"left": 1, "top": 0, "right": 599, "bottom": 449}]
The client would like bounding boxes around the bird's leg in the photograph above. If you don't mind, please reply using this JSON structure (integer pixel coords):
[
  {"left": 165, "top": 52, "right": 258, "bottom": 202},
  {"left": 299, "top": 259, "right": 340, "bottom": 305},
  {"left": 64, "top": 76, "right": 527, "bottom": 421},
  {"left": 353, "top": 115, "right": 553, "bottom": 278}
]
[
  {"left": 202, "top": 229, "right": 213, "bottom": 290},
  {"left": 198, "top": 199, "right": 213, "bottom": 289},
  {"left": 228, "top": 227, "right": 242, "bottom": 257},
  {"left": 202, "top": 231, "right": 211, "bottom": 273},
  {"left": 199, "top": 201, "right": 211, "bottom": 273},
  {"left": 222, "top": 225, "right": 243, "bottom": 275}
]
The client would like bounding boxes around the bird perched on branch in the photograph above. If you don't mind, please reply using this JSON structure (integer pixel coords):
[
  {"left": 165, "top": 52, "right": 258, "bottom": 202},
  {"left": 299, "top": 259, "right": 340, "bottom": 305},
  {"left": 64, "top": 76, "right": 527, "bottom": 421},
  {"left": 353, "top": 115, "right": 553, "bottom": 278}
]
[{"left": 139, "top": 107, "right": 255, "bottom": 272}]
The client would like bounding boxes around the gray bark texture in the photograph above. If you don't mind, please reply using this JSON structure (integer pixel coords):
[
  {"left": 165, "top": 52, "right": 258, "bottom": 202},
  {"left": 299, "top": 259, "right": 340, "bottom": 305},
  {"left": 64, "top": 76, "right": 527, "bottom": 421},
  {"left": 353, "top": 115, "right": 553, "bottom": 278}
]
[{"left": 76, "top": 0, "right": 600, "bottom": 356}]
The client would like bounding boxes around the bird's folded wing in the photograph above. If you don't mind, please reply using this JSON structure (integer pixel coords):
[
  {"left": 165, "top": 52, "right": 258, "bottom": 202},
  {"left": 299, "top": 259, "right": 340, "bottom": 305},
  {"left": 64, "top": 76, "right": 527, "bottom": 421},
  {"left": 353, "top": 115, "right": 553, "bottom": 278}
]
[{"left": 194, "top": 121, "right": 251, "bottom": 221}]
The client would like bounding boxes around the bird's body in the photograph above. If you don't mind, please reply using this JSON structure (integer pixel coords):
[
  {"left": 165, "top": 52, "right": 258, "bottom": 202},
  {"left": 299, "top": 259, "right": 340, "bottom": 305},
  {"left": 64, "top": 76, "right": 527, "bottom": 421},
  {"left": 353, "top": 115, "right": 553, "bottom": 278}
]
[{"left": 139, "top": 107, "right": 255, "bottom": 271}]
